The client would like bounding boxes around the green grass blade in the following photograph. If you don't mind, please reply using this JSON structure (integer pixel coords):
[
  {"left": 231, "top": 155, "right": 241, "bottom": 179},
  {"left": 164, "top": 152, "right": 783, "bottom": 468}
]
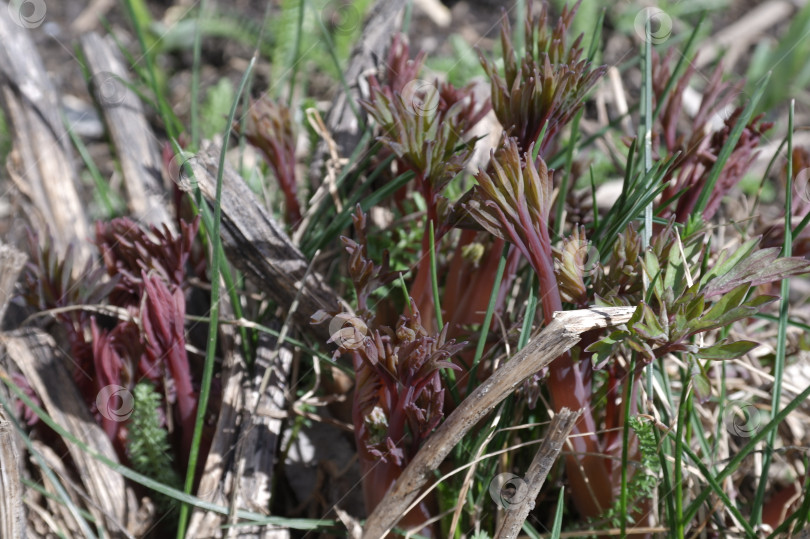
[
  {"left": 674, "top": 368, "right": 689, "bottom": 538},
  {"left": 286, "top": 0, "right": 306, "bottom": 105},
  {"left": 554, "top": 108, "right": 583, "bottom": 238},
  {"left": 176, "top": 55, "right": 256, "bottom": 538},
  {"left": 0, "top": 396, "right": 98, "bottom": 538},
  {"left": 651, "top": 419, "right": 675, "bottom": 532},
  {"left": 683, "top": 381, "right": 810, "bottom": 525},
  {"left": 651, "top": 13, "right": 705, "bottom": 123},
  {"left": 750, "top": 99, "right": 794, "bottom": 526},
  {"left": 190, "top": 0, "right": 206, "bottom": 147},
  {"left": 121, "top": 0, "right": 180, "bottom": 141},
  {"left": 619, "top": 355, "right": 636, "bottom": 538},
  {"left": 307, "top": 170, "right": 415, "bottom": 254},
  {"left": 310, "top": 1, "right": 361, "bottom": 123},
  {"left": 550, "top": 485, "right": 565, "bottom": 539},
  {"left": 63, "top": 112, "right": 123, "bottom": 218},
  {"left": 429, "top": 220, "right": 443, "bottom": 330},
  {"left": 518, "top": 274, "right": 537, "bottom": 350},
  {"left": 673, "top": 434, "right": 757, "bottom": 536},
  {"left": 0, "top": 377, "right": 331, "bottom": 530}
]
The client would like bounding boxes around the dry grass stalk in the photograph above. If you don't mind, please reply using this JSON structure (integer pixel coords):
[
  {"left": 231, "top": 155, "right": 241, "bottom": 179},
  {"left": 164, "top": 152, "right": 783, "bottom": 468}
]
[
  {"left": 0, "top": 242, "right": 25, "bottom": 326},
  {"left": 32, "top": 440, "right": 91, "bottom": 537}
]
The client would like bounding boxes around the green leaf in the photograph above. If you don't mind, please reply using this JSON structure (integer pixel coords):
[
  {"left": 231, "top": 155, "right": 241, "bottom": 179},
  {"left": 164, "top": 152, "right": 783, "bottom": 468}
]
[
  {"left": 586, "top": 329, "right": 629, "bottom": 367},
  {"left": 627, "top": 303, "right": 644, "bottom": 327},
  {"left": 701, "top": 283, "right": 751, "bottom": 323},
  {"left": 692, "top": 369, "right": 712, "bottom": 403},
  {"left": 201, "top": 78, "right": 235, "bottom": 139},
  {"left": 699, "top": 340, "right": 760, "bottom": 360},
  {"left": 689, "top": 303, "right": 759, "bottom": 333},
  {"left": 633, "top": 303, "right": 667, "bottom": 340},
  {"left": 684, "top": 292, "right": 705, "bottom": 321},
  {"left": 664, "top": 238, "right": 687, "bottom": 298},
  {"left": 703, "top": 247, "right": 810, "bottom": 299},
  {"left": 643, "top": 250, "right": 664, "bottom": 302},
  {"left": 699, "top": 237, "right": 759, "bottom": 289}
]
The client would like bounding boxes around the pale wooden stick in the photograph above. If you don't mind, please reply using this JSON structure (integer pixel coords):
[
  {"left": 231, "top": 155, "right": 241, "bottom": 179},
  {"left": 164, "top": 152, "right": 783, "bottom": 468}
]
[
  {"left": 79, "top": 32, "right": 174, "bottom": 230},
  {"left": 176, "top": 141, "right": 349, "bottom": 344},
  {"left": 0, "top": 2, "right": 91, "bottom": 267},
  {"left": 494, "top": 408, "right": 582, "bottom": 539},
  {"left": 0, "top": 408, "right": 25, "bottom": 538},
  {"left": 2, "top": 329, "right": 133, "bottom": 534}
]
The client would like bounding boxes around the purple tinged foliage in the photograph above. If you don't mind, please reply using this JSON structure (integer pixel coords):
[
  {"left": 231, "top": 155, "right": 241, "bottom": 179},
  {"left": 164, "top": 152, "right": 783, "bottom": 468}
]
[{"left": 22, "top": 217, "right": 203, "bottom": 463}]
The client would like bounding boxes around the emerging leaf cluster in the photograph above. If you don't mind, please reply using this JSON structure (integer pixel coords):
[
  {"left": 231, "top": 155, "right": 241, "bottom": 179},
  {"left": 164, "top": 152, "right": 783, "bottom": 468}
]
[
  {"left": 22, "top": 217, "right": 203, "bottom": 461},
  {"left": 240, "top": 97, "right": 302, "bottom": 225},
  {"left": 588, "top": 224, "right": 810, "bottom": 369},
  {"left": 480, "top": 1, "right": 606, "bottom": 155},
  {"left": 361, "top": 71, "right": 489, "bottom": 198}
]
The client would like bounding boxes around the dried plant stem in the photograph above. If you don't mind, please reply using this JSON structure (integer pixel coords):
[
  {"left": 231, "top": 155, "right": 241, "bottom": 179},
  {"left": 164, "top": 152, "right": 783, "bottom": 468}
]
[
  {"left": 361, "top": 306, "right": 635, "bottom": 538},
  {"left": 0, "top": 3, "right": 91, "bottom": 267},
  {"left": 178, "top": 141, "right": 349, "bottom": 344},
  {"left": 79, "top": 33, "right": 174, "bottom": 229},
  {"left": 494, "top": 407, "right": 582, "bottom": 539},
  {"left": 2, "top": 329, "right": 132, "bottom": 533},
  {"left": 0, "top": 408, "right": 25, "bottom": 538}
]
